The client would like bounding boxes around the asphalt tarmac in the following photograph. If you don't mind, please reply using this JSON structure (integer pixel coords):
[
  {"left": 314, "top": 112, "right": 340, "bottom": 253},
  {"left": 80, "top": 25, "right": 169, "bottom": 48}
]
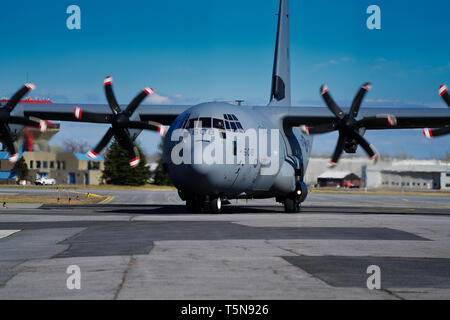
[{"left": 0, "top": 189, "right": 449, "bottom": 299}]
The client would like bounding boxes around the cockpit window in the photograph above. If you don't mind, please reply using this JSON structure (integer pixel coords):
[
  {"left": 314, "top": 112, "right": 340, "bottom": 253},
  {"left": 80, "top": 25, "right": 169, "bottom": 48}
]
[
  {"left": 186, "top": 118, "right": 197, "bottom": 129},
  {"left": 231, "top": 114, "right": 238, "bottom": 121},
  {"left": 213, "top": 118, "right": 225, "bottom": 129},
  {"left": 185, "top": 115, "right": 240, "bottom": 131},
  {"left": 199, "top": 117, "right": 212, "bottom": 128}
]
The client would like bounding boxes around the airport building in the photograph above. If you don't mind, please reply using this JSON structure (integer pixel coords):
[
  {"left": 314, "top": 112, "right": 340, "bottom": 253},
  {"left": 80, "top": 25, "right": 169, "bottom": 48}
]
[
  {"left": 0, "top": 151, "right": 104, "bottom": 185},
  {"left": 307, "top": 157, "right": 450, "bottom": 190},
  {"left": 317, "top": 171, "right": 361, "bottom": 188},
  {"left": 364, "top": 160, "right": 450, "bottom": 190},
  {"left": 0, "top": 118, "right": 105, "bottom": 185}
]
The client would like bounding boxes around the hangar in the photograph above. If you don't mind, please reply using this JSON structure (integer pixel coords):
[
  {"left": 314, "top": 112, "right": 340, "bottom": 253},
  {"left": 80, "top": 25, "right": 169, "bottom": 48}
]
[
  {"left": 317, "top": 171, "right": 361, "bottom": 188},
  {"left": 365, "top": 160, "right": 450, "bottom": 190}
]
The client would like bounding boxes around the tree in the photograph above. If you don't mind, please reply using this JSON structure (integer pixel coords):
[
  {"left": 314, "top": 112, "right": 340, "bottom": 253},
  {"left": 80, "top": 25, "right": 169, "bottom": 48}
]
[
  {"left": 103, "top": 140, "right": 151, "bottom": 186},
  {"left": 62, "top": 139, "right": 90, "bottom": 153},
  {"left": 16, "top": 157, "right": 29, "bottom": 180},
  {"left": 153, "top": 137, "right": 173, "bottom": 186}
]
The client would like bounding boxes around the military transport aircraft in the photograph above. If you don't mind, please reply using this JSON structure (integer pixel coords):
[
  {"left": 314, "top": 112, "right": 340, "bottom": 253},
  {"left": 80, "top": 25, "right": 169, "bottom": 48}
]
[{"left": 2, "top": 0, "right": 449, "bottom": 213}]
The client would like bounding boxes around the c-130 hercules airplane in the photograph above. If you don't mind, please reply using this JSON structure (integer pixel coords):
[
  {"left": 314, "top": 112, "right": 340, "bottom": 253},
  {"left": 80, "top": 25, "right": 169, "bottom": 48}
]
[{"left": 1, "top": 0, "right": 449, "bottom": 213}]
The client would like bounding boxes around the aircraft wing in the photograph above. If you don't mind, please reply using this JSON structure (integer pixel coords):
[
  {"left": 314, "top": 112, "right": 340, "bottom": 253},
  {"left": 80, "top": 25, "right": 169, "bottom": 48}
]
[
  {"left": 253, "top": 106, "right": 450, "bottom": 129},
  {"left": 22, "top": 103, "right": 190, "bottom": 125}
]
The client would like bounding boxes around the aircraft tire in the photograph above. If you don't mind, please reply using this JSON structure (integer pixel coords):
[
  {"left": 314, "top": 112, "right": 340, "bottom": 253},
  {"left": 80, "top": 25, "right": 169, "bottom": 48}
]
[
  {"left": 284, "top": 197, "right": 300, "bottom": 213},
  {"left": 209, "top": 197, "right": 222, "bottom": 214}
]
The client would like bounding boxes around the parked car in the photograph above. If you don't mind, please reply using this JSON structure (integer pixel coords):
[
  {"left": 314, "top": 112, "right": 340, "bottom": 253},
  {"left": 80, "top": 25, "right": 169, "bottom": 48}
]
[{"left": 35, "top": 177, "right": 56, "bottom": 185}]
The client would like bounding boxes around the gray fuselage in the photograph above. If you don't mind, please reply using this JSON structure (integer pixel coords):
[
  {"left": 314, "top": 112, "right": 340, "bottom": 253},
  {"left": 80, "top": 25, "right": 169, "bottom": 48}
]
[{"left": 163, "top": 101, "right": 313, "bottom": 200}]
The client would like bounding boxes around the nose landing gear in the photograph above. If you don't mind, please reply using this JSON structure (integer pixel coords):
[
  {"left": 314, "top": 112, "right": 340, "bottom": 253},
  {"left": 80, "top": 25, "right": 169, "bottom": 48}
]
[
  {"left": 284, "top": 197, "right": 300, "bottom": 213},
  {"left": 282, "top": 181, "right": 308, "bottom": 213}
]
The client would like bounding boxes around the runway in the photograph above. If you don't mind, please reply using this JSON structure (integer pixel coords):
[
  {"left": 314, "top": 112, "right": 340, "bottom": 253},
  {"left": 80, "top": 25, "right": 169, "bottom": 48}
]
[{"left": 0, "top": 190, "right": 449, "bottom": 299}]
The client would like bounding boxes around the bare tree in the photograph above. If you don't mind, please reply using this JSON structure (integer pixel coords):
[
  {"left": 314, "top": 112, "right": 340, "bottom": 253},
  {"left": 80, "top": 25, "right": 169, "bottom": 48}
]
[{"left": 62, "top": 139, "right": 91, "bottom": 153}]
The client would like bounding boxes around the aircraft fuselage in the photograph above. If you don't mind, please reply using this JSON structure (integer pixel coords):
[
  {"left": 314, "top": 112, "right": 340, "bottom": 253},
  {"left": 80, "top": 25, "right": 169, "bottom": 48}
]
[{"left": 163, "top": 101, "right": 312, "bottom": 201}]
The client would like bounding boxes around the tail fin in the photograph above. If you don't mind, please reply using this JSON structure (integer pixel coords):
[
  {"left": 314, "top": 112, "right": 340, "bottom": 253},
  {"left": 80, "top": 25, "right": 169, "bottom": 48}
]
[{"left": 268, "top": 0, "right": 291, "bottom": 107}]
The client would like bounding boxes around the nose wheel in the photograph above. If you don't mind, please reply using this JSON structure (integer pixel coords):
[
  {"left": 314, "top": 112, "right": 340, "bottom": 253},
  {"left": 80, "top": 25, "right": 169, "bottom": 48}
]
[{"left": 284, "top": 197, "right": 300, "bottom": 213}]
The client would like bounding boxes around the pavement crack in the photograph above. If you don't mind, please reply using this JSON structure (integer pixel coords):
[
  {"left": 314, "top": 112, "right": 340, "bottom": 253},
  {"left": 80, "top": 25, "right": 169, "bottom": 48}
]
[
  {"left": 380, "top": 288, "right": 405, "bottom": 300},
  {"left": 264, "top": 239, "right": 304, "bottom": 256},
  {"left": 113, "top": 255, "right": 135, "bottom": 300}
]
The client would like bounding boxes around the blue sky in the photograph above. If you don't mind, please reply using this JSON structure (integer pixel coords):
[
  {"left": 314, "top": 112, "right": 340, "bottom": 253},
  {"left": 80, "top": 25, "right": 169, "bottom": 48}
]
[{"left": 0, "top": 0, "right": 449, "bottom": 158}]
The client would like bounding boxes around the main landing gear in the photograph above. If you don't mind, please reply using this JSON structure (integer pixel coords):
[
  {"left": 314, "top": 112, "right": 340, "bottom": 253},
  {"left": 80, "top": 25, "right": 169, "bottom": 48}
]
[{"left": 184, "top": 194, "right": 222, "bottom": 214}]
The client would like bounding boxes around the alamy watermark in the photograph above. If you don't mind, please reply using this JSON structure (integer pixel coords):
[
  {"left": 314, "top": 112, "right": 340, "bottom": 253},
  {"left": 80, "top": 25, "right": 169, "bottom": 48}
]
[
  {"left": 170, "top": 127, "right": 280, "bottom": 175},
  {"left": 66, "top": 265, "right": 81, "bottom": 290},
  {"left": 366, "top": 5, "right": 381, "bottom": 30},
  {"left": 66, "top": 5, "right": 81, "bottom": 30},
  {"left": 366, "top": 265, "right": 381, "bottom": 290}
]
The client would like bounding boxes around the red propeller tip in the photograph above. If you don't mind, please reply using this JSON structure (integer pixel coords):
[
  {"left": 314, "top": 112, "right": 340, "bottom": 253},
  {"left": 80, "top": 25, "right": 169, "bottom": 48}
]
[
  {"left": 370, "top": 154, "right": 377, "bottom": 161},
  {"left": 320, "top": 85, "right": 329, "bottom": 95},
  {"left": 8, "top": 154, "right": 18, "bottom": 163},
  {"left": 129, "top": 157, "right": 140, "bottom": 168},
  {"left": 423, "top": 128, "right": 433, "bottom": 139},
  {"left": 387, "top": 115, "right": 397, "bottom": 126},
  {"left": 39, "top": 120, "right": 47, "bottom": 132},
  {"left": 143, "top": 87, "right": 154, "bottom": 95},
  {"left": 328, "top": 161, "right": 336, "bottom": 167},
  {"left": 158, "top": 125, "right": 166, "bottom": 136},
  {"left": 439, "top": 84, "right": 448, "bottom": 96},
  {"left": 74, "top": 106, "right": 82, "bottom": 120},
  {"left": 299, "top": 125, "right": 309, "bottom": 135},
  {"left": 86, "top": 150, "right": 98, "bottom": 159},
  {"left": 362, "top": 83, "right": 372, "bottom": 91},
  {"left": 25, "top": 83, "right": 36, "bottom": 91},
  {"left": 104, "top": 76, "right": 113, "bottom": 86}
]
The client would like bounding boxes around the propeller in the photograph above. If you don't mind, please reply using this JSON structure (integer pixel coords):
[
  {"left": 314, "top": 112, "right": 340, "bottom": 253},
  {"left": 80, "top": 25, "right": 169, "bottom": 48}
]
[
  {"left": 75, "top": 76, "right": 166, "bottom": 168},
  {"left": 0, "top": 83, "right": 47, "bottom": 162},
  {"left": 423, "top": 84, "right": 450, "bottom": 139},
  {"left": 300, "top": 82, "right": 397, "bottom": 167}
]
